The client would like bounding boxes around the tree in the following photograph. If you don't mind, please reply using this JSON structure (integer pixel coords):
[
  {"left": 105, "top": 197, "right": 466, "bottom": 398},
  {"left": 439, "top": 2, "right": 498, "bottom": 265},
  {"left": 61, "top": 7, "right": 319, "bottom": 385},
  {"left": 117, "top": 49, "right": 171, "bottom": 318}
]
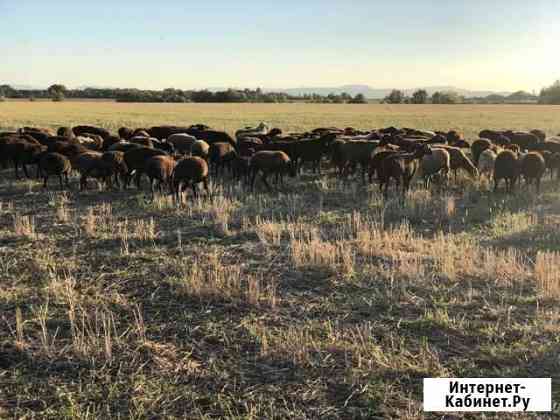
[
  {"left": 539, "top": 80, "right": 560, "bottom": 104},
  {"left": 349, "top": 93, "right": 367, "bottom": 104},
  {"left": 411, "top": 89, "right": 428, "bottom": 104},
  {"left": 432, "top": 91, "right": 462, "bottom": 104},
  {"left": 432, "top": 91, "right": 442, "bottom": 104},
  {"left": 0, "top": 84, "right": 15, "bottom": 98},
  {"left": 384, "top": 89, "right": 404, "bottom": 104},
  {"left": 47, "top": 84, "right": 67, "bottom": 101}
]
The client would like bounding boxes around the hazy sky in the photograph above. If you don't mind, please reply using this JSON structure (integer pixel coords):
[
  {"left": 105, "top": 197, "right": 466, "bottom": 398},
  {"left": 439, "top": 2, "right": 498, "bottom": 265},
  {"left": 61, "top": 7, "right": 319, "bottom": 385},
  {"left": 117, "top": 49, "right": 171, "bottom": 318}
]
[{"left": 1, "top": 0, "right": 558, "bottom": 91}]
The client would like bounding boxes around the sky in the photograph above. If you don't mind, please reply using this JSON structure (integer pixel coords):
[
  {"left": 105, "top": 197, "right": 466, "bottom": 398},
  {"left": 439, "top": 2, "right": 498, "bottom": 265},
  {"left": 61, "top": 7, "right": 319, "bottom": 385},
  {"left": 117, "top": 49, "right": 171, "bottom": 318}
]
[{"left": 1, "top": 0, "right": 559, "bottom": 92}]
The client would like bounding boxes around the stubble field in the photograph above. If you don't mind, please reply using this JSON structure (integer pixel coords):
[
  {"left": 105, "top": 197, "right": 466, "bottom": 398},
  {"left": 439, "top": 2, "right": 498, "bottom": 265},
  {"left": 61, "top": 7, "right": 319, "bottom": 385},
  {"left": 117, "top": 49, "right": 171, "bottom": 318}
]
[{"left": 1, "top": 102, "right": 560, "bottom": 418}]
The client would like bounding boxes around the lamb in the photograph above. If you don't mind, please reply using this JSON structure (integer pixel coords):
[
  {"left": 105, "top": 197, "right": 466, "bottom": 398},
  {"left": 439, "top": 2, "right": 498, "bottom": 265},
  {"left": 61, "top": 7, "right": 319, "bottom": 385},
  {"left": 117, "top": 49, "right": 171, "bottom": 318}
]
[
  {"left": 378, "top": 145, "right": 432, "bottom": 198},
  {"left": 477, "top": 149, "right": 497, "bottom": 178},
  {"left": 172, "top": 157, "right": 209, "bottom": 202},
  {"left": 208, "top": 142, "right": 237, "bottom": 176},
  {"left": 249, "top": 151, "right": 296, "bottom": 192},
  {"left": 123, "top": 147, "right": 168, "bottom": 189},
  {"left": 520, "top": 152, "right": 546, "bottom": 193},
  {"left": 494, "top": 150, "right": 519, "bottom": 193},
  {"left": 145, "top": 155, "right": 177, "bottom": 194},
  {"left": 38, "top": 152, "right": 72, "bottom": 189}
]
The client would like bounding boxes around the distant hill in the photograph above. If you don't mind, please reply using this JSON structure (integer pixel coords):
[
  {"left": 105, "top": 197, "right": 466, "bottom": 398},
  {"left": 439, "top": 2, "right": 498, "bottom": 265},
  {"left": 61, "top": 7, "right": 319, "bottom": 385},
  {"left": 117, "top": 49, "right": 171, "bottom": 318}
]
[{"left": 263, "top": 85, "right": 512, "bottom": 99}]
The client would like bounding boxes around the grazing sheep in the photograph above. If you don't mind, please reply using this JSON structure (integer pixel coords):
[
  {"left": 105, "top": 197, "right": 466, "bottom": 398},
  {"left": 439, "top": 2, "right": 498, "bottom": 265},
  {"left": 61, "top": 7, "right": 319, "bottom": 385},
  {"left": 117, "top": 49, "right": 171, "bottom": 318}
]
[
  {"left": 250, "top": 151, "right": 296, "bottom": 192},
  {"left": 494, "top": 150, "right": 519, "bottom": 193},
  {"left": 167, "top": 133, "right": 197, "bottom": 155},
  {"left": 337, "top": 140, "right": 380, "bottom": 181},
  {"left": 102, "top": 151, "right": 128, "bottom": 188},
  {"left": 330, "top": 139, "right": 347, "bottom": 175},
  {"left": 39, "top": 152, "right": 72, "bottom": 189},
  {"left": 152, "top": 139, "right": 175, "bottom": 154},
  {"left": 123, "top": 147, "right": 168, "bottom": 189},
  {"left": 191, "top": 140, "right": 210, "bottom": 159},
  {"left": 209, "top": 142, "right": 237, "bottom": 176},
  {"left": 72, "top": 152, "right": 115, "bottom": 191},
  {"left": 506, "top": 131, "right": 539, "bottom": 150},
  {"left": 145, "top": 155, "right": 177, "bottom": 194},
  {"left": 72, "top": 125, "right": 110, "bottom": 140},
  {"left": 47, "top": 141, "right": 89, "bottom": 159},
  {"left": 231, "top": 155, "right": 252, "bottom": 183},
  {"left": 477, "top": 149, "right": 497, "bottom": 178},
  {"left": 418, "top": 148, "right": 451, "bottom": 188},
  {"left": 172, "top": 156, "right": 209, "bottom": 201},
  {"left": 471, "top": 139, "right": 492, "bottom": 165},
  {"left": 436, "top": 146, "right": 478, "bottom": 179},
  {"left": 293, "top": 133, "right": 337, "bottom": 174},
  {"left": 368, "top": 150, "right": 398, "bottom": 183},
  {"left": 378, "top": 145, "right": 432, "bottom": 198},
  {"left": 520, "top": 152, "right": 546, "bottom": 193},
  {"left": 3, "top": 138, "right": 46, "bottom": 179}
]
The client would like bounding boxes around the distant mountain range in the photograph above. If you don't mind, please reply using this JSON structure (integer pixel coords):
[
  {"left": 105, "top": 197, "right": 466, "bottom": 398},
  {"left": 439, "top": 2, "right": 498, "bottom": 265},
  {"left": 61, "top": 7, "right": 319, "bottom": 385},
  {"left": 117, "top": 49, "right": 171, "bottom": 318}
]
[
  {"left": 6, "top": 83, "right": 514, "bottom": 99},
  {"left": 262, "top": 85, "right": 514, "bottom": 99}
]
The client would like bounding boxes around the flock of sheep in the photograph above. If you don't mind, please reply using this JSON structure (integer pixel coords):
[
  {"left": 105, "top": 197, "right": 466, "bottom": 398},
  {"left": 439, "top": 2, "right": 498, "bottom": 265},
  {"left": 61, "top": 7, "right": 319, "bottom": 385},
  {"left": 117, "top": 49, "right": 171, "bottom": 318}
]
[{"left": 1, "top": 122, "right": 559, "bottom": 201}]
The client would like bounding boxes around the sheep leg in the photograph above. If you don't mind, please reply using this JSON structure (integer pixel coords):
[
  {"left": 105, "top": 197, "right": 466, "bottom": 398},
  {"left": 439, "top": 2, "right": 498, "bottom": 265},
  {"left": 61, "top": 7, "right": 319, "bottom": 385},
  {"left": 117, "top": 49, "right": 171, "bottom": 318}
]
[
  {"left": 43, "top": 176, "right": 48, "bottom": 189},
  {"left": 261, "top": 172, "right": 272, "bottom": 192},
  {"left": 203, "top": 177, "right": 209, "bottom": 192},
  {"left": 22, "top": 163, "right": 30, "bottom": 179},
  {"left": 135, "top": 172, "right": 142, "bottom": 189},
  {"left": 59, "top": 175, "right": 64, "bottom": 190},
  {"left": 250, "top": 169, "right": 258, "bottom": 192},
  {"left": 191, "top": 182, "right": 198, "bottom": 198},
  {"left": 80, "top": 176, "right": 87, "bottom": 191},
  {"left": 13, "top": 159, "right": 20, "bottom": 179}
]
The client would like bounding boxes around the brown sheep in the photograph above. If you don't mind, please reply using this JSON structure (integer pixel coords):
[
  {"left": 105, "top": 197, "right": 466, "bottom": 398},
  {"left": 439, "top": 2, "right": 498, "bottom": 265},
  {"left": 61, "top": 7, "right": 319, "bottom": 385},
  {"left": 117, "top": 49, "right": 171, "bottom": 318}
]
[
  {"left": 520, "top": 152, "right": 546, "bottom": 193},
  {"left": 209, "top": 142, "right": 237, "bottom": 176},
  {"left": 102, "top": 135, "right": 121, "bottom": 151},
  {"left": 249, "top": 151, "right": 296, "bottom": 192},
  {"left": 72, "top": 152, "right": 115, "bottom": 191},
  {"left": 123, "top": 147, "right": 168, "bottom": 189},
  {"left": 2, "top": 137, "right": 46, "bottom": 179},
  {"left": 102, "top": 151, "right": 128, "bottom": 188},
  {"left": 548, "top": 153, "right": 560, "bottom": 180},
  {"left": 494, "top": 150, "right": 519, "bottom": 193},
  {"left": 436, "top": 146, "right": 478, "bottom": 179},
  {"left": 367, "top": 150, "right": 398, "bottom": 183},
  {"left": 145, "top": 155, "right": 177, "bottom": 194},
  {"left": 39, "top": 152, "right": 72, "bottom": 189},
  {"left": 172, "top": 157, "right": 209, "bottom": 201},
  {"left": 337, "top": 140, "right": 380, "bottom": 181},
  {"left": 378, "top": 145, "right": 432, "bottom": 199}
]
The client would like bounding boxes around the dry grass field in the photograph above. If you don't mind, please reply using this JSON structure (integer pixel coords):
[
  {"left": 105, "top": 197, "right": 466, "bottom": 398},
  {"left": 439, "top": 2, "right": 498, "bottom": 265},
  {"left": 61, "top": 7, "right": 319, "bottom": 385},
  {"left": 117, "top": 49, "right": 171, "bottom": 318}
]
[
  {"left": 1, "top": 102, "right": 560, "bottom": 418},
  {"left": 1, "top": 101, "right": 560, "bottom": 139}
]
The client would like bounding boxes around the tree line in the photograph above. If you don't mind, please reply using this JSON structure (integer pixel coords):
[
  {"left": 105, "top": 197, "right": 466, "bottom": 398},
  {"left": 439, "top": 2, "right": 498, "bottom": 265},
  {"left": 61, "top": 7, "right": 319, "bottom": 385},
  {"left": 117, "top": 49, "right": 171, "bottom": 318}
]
[
  {"left": 0, "top": 85, "right": 367, "bottom": 104},
  {"left": 382, "top": 89, "right": 541, "bottom": 104},
  {"left": 1, "top": 81, "right": 558, "bottom": 104}
]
